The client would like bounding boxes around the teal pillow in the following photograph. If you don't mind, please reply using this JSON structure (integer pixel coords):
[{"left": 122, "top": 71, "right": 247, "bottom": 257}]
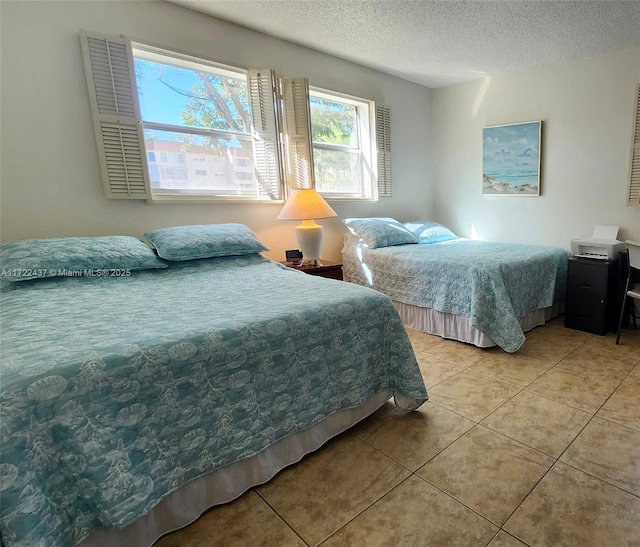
[
  {"left": 144, "top": 223, "right": 269, "bottom": 261},
  {"left": 343, "top": 218, "right": 419, "bottom": 249},
  {"left": 404, "top": 221, "right": 458, "bottom": 244},
  {"left": 0, "top": 236, "right": 167, "bottom": 281}
]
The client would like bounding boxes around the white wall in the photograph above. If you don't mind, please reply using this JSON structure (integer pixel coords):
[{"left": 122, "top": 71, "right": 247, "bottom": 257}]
[
  {"left": 432, "top": 45, "right": 640, "bottom": 249},
  {"left": 0, "top": 0, "right": 433, "bottom": 261}
]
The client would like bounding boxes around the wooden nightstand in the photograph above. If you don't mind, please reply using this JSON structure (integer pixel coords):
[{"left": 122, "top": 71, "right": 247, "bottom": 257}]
[{"left": 280, "top": 260, "right": 343, "bottom": 280}]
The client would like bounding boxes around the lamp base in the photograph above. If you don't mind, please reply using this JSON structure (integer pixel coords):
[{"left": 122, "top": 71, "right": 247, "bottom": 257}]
[{"left": 295, "top": 220, "right": 323, "bottom": 265}]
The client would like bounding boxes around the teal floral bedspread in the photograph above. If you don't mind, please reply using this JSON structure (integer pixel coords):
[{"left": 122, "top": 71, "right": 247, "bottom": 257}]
[
  {"left": 343, "top": 237, "right": 568, "bottom": 352},
  {"left": 0, "top": 256, "right": 427, "bottom": 547}
]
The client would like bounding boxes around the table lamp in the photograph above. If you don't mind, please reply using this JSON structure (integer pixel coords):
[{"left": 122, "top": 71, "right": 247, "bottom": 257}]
[{"left": 277, "top": 188, "right": 337, "bottom": 265}]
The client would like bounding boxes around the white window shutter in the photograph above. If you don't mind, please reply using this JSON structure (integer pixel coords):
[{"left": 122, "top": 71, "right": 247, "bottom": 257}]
[
  {"left": 248, "top": 69, "right": 282, "bottom": 200},
  {"left": 627, "top": 83, "right": 640, "bottom": 207},
  {"left": 279, "top": 77, "right": 315, "bottom": 190},
  {"left": 79, "top": 31, "right": 151, "bottom": 199},
  {"left": 376, "top": 104, "right": 392, "bottom": 198}
]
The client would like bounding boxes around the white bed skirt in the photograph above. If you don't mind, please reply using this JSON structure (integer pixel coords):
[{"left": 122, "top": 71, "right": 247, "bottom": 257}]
[
  {"left": 80, "top": 390, "right": 393, "bottom": 547},
  {"left": 393, "top": 301, "right": 561, "bottom": 348}
]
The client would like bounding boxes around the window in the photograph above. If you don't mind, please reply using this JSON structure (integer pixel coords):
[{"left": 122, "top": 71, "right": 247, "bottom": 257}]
[
  {"left": 148, "top": 164, "right": 160, "bottom": 182},
  {"left": 160, "top": 167, "right": 188, "bottom": 181},
  {"left": 79, "top": 31, "right": 389, "bottom": 202},
  {"left": 158, "top": 152, "right": 185, "bottom": 164},
  {"left": 133, "top": 46, "right": 265, "bottom": 198},
  {"left": 309, "top": 88, "right": 375, "bottom": 199},
  {"left": 80, "top": 31, "right": 281, "bottom": 200}
]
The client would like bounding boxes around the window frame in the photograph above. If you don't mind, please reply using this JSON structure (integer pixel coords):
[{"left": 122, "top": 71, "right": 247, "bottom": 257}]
[
  {"left": 131, "top": 43, "right": 272, "bottom": 201},
  {"left": 308, "top": 86, "right": 377, "bottom": 201}
]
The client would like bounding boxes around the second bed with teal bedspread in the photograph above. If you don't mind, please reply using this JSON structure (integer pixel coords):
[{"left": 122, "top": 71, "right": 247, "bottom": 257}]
[
  {"left": 343, "top": 238, "right": 569, "bottom": 352},
  {"left": 0, "top": 255, "right": 427, "bottom": 547}
]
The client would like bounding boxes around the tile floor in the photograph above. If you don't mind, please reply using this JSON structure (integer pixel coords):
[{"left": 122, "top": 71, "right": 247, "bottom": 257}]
[{"left": 156, "top": 318, "right": 640, "bottom": 547}]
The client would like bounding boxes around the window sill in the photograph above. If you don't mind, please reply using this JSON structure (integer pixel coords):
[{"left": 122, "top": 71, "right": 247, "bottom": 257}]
[
  {"left": 321, "top": 196, "right": 378, "bottom": 202},
  {"left": 146, "top": 195, "right": 284, "bottom": 205}
]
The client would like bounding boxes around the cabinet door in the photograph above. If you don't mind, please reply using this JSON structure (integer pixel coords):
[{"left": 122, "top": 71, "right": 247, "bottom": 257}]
[
  {"left": 565, "top": 261, "right": 609, "bottom": 334},
  {"left": 307, "top": 266, "right": 343, "bottom": 280}
]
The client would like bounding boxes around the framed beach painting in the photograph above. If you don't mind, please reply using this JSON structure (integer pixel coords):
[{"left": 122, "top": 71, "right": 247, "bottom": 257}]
[{"left": 482, "top": 121, "right": 541, "bottom": 196}]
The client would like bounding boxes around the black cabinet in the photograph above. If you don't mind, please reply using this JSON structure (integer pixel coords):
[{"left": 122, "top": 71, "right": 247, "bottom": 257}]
[{"left": 564, "top": 257, "right": 619, "bottom": 335}]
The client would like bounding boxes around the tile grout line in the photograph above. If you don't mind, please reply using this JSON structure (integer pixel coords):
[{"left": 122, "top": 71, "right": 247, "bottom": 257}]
[
  {"left": 521, "top": 386, "right": 600, "bottom": 414},
  {"left": 443, "top": 422, "right": 556, "bottom": 538},
  {"left": 555, "top": 458, "right": 640, "bottom": 501},
  {"left": 411, "top": 461, "right": 501, "bottom": 527},
  {"left": 254, "top": 429, "right": 417, "bottom": 547},
  {"left": 472, "top": 421, "right": 558, "bottom": 464},
  {"left": 495, "top": 352, "right": 640, "bottom": 540},
  {"left": 519, "top": 339, "right": 635, "bottom": 416},
  {"left": 553, "top": 364, "right": 636, "bottom": 463},
  {"left": 548, "top": 363, "right": 640, "bottom": 501},
  {"left": 265, "top": 331, "right": 637, "bottom": 546},
  {"left": 496, "top": 459, "right": 563, "bottom": 545},
  {"left": 354, "top": 419, "right": 506, "bottom": 540},
  {"left": 356, "top": 416, "right": 474, "bottom": 473},
  {"left": 413, "top": 336, "right": 600, "bottom": 544},
  {"left": 414, "top": 329, "right": 640, "bottom": 544},
  {"left": 253, "top": 489, "right": 313, "bottom": 547},
  {"left": 364, "top": 417, "right": 551, "bottom": 540},
  {"left": 428, "top": 372, "right": 528, "bottom": 425},
  {"left": 467, "top": 364, "right": 554, "bottom": 391},
  {"left": 314, "top": 474, "right": 416, "bottom": 546},
  {"left": 594, "top": 412, "right": 640, "bottom": 434}
]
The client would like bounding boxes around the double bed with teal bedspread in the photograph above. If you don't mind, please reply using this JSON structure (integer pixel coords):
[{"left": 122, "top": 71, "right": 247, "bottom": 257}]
[
  {"left": 0, "top": 255, "right": 427, "bottom": 547},
  {"left": 343, "top": 237, "right": 568, "bottom": 352}
]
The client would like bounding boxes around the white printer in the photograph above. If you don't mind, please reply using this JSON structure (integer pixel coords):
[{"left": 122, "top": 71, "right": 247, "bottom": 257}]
[{"left": 570, "top": 225, "right": 625, "bottom": 260}]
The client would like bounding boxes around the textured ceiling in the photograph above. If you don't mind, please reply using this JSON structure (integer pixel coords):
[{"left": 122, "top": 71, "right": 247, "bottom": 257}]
[{"left": 170, "top": 0, "right": 640, "bottom": 88}]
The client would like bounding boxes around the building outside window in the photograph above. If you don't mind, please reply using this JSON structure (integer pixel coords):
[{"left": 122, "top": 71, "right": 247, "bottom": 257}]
[{"left": 133, "top": 45, "right": 260, "bottom": 197}]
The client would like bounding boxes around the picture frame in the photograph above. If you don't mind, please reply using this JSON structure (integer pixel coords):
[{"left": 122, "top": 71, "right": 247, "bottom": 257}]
[{"left": 482, "top": 121, "right": 542, "bottom": 196}]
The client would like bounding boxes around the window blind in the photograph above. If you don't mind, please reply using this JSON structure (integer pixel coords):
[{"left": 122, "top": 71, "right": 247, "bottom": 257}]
[
  {"left": 248, "top": 69, "right": 283, "bottom": 200},
  {"left": 80, "top": 31, "right": 152, "bottom": 199},
  {"left": 376, "top": 104, "right": 392, "bottom": 198},
  {"left": 627, "top": 83, "right": 640, "bottom": 207},
  {"left": 279, "top": 77, "right": 315, "bottom": 190}
]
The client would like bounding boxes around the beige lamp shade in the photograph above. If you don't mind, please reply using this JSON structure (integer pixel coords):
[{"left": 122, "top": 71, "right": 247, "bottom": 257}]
[
  {"left": 277, "top": 188, "right": 337, "bottom": 221},
  {"left": 277, "top": 188, "right": 337, "bottom": 264}
]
